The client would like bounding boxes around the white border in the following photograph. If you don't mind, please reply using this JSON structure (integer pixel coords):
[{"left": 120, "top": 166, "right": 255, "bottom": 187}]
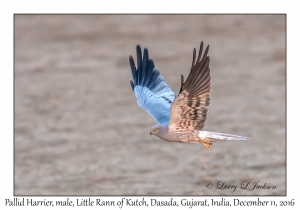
[{"left": 1, "top": 0, "right": 298, "bottom": 209}]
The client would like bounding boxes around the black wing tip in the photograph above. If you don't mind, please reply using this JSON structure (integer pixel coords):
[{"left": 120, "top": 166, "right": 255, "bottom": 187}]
[
  {"left": 131, "top": 44, "right": 158, "bottom": 88},
  {"left": 204, "top": 44, "right": 210, "bottom": 53},
  {"left": 129, "top": 55, "right": 136, "bottom": 80},
  {"left": 143, "top": 48, "right": 149, "bottom": 59},
  {"left": 148, "top": 58, "right": 155, "bottom": 67},
  {"left": 180, "top": 41, "right": 211, "bottom": 93},
  {"left": 198, "top": 42, "right": 210, "bottom": 60},
  {"left": 136, "top": 45, "right": 149, "bottom": 58},
  {"left": 199, "top": 41, "right": 209, "bottom": 51},
  {"left": 178, "top": 74, "right": 185, "bottom": 94},
  {"left": 193, "top": 48, "right": 196, "bottom": 55},
  {"left": 130, "top": 80, "right": 134, "bottom": 91},
  {"left": 129, "top": 55, "right": 134, "bottom": 63},
  {"left": 192, "top": 48, "right": 196, "bottom": 65}
]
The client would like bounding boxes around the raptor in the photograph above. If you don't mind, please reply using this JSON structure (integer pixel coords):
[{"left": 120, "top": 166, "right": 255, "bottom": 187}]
[{"left": 129, "top": 42, "right": 250, "bottom": 148}]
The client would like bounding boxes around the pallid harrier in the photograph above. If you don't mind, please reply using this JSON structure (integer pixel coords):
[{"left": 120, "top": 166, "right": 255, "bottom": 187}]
[{"left": 129, "top": 42, "right": 250, "bottom": 148}]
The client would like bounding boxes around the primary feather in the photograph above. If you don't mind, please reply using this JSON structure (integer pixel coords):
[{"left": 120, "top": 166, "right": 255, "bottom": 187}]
[
  {"left": 169, "top": 42, "right": 211, "bottom": 131},
  {"left": 129, "top": 45, "right": 175, "bottom": 125}
]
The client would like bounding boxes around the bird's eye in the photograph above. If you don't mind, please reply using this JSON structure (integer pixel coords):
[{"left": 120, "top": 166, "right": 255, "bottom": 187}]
[{"left": 154, "top": 128, "right": 158, "bottom": 131}]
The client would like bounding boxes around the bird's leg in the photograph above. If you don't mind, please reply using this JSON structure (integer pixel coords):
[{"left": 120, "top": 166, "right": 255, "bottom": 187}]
[{"left": 200, "top": 141, "right": 213, "bottom": 148}]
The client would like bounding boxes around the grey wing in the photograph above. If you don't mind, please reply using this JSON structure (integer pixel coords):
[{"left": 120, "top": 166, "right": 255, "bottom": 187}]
[
  {"left": 129, "top": 45, "right": 175, "bottom": 125},
  {"left": 169, "top": 42, "right": 211, "bottom": 131}
]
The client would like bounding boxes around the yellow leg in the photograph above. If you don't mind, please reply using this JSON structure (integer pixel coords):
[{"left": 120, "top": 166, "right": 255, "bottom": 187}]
[{"left": 201, "top": 141, "right": 213, "bottom": 148}]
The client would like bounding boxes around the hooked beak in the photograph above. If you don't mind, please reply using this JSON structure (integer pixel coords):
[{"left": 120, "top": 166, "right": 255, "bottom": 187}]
[{"left": 150, "top": 130, "right": 153, "bottom": 135}]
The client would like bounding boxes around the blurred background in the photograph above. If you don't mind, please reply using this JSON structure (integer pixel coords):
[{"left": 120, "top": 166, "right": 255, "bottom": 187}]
[{"left": 14, "top": 15, "right": 285, "bottom": 195}]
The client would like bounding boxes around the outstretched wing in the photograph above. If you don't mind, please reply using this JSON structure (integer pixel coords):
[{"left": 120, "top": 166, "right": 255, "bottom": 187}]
[
  {"left": 169, "top": 42, "right": 211, "bottom": 131},
  {"left": 129, "top": 45, "right": 175, "bottom": 125}
]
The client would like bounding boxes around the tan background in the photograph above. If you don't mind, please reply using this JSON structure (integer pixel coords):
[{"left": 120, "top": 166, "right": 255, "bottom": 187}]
[{"left": 15, "top": 15, "right": 285, "bottom": 195}]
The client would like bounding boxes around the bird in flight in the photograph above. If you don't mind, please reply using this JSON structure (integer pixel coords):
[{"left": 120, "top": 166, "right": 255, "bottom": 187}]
[{"left": 129, "top": 42, "right": 250, "bottom": 148}]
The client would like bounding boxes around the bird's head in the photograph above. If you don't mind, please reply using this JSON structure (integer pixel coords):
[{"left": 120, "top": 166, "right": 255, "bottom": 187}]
[{"left": 150, "top": 125, "right": 160, "bottom": 135}]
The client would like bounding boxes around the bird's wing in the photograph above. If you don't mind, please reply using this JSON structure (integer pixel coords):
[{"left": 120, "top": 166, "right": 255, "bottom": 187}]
[
  {"left": 168, "top": 42, "right": 211, "bottom": 131},
  {"left": 129, "top": 45, "right": 175, "bottom": 125}
]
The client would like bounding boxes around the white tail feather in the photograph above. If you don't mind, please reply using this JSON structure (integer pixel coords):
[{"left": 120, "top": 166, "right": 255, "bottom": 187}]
[{"left": 205, "top": 131, "right": 250, "bottom": 141}]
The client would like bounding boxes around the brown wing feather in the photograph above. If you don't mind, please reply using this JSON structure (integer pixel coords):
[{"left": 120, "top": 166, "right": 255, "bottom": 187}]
[{"left": 169, "top": 42, "right": 211, "bottom": 131}]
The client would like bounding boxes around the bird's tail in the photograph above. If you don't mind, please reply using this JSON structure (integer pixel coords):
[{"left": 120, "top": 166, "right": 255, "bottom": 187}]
[
  {"left": 205, "top": 131, "right": 250, "bottom": 141},
  {"left": 198, "top": 131, "right": 250, "bottom": 148}
]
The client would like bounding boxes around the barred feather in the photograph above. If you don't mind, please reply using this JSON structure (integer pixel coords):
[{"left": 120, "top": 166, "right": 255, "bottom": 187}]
[{"left": 169, "top": 42, "right": 211, "bottom": 131}]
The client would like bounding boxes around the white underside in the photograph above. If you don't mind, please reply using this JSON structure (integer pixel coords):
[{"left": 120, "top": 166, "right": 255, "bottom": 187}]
[
  {"left": 198, "top": 130, "right": 208, "bottom": 140},
  {"left": 199, "top": 130, "right": 250, "bottom": 141}
]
